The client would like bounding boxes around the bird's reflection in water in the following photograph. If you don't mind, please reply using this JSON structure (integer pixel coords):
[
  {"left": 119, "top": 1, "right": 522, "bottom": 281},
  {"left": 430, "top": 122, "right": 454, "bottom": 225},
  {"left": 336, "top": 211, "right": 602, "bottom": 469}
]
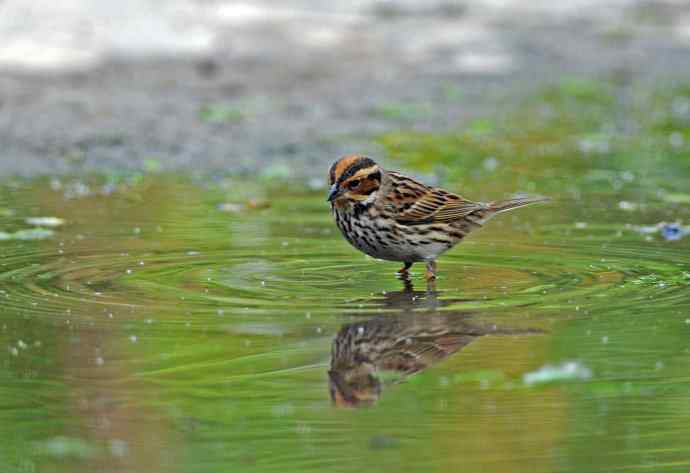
[{"left": 328, "top": 277, "right": 541, "bottom": 407}]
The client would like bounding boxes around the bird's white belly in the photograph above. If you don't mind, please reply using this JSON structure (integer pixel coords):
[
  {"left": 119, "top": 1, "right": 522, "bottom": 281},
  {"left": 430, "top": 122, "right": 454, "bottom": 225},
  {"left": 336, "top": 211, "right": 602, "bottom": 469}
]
[{"left": 335, "top": 211, "right": 453, "bottom": 263}]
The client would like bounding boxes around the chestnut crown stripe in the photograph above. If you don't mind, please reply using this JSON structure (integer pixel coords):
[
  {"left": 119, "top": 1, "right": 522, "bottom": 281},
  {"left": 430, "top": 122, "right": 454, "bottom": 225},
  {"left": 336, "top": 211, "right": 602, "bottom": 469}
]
[{"left": 330, "top": 156, "right": 378, "bottom": 186}]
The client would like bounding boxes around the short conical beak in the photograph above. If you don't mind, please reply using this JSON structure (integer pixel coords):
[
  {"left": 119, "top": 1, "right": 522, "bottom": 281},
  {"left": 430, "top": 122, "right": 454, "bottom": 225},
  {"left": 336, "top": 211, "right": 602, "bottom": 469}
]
[{"left": 327, "top": 183, "right": 341, "bottom": 202}]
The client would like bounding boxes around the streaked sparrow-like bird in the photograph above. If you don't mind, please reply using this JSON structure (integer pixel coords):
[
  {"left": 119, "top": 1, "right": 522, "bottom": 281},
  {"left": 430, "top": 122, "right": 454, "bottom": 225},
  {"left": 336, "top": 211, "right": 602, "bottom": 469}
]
[{"left": 328, "top": 155, "right": 547, "bottom": 280}]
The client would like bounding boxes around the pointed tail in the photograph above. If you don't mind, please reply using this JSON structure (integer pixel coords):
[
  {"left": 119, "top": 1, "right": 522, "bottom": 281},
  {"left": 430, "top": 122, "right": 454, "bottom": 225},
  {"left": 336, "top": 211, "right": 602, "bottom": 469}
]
[{"left": 487, "top": 195, "right": 550, "bottom": 214}]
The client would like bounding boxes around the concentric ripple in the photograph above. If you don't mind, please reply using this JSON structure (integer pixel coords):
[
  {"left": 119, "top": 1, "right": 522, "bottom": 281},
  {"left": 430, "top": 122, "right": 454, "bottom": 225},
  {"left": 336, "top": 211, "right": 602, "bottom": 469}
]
[
  {"left": 1, "top": 198, "right": 687, "bottom": 324},
  {"left": 2, "top": 177, "right": 690, "bottom": 473}
]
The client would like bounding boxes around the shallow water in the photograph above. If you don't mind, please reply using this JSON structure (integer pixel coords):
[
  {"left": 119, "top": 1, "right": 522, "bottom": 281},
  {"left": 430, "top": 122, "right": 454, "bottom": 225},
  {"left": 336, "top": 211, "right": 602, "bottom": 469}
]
[{"left": 0, "top": 165, "right": 688, "bottom": 473}]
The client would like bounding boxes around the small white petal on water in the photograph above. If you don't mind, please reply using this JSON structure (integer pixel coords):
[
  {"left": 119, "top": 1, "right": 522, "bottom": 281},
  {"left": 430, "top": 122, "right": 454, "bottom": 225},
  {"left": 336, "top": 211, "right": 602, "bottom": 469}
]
[
  {"left": 523, "top": 361, "right": 592, "bottom": 385},
  {"left": 25, "top": 217, "right": 65, "bottom": 227}
]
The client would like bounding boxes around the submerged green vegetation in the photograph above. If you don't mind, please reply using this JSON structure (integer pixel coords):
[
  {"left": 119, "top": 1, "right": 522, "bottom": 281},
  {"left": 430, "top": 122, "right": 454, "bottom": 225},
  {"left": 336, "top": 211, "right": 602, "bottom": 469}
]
[{"left": 1, "top": 79, "right": 689, "bottom": 472}]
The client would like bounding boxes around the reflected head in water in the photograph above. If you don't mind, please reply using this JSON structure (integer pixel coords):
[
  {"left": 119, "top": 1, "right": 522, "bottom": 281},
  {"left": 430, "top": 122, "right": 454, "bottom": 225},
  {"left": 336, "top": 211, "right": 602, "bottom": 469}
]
[{"left": 328, "top": 278, "right": 542, "bottom": 407}]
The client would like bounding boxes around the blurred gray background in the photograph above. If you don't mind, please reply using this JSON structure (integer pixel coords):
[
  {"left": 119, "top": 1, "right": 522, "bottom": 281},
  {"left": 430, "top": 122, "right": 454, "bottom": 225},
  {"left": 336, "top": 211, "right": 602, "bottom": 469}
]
[{"left": 1, "top": 0, "right": 689, "bottom": 177}]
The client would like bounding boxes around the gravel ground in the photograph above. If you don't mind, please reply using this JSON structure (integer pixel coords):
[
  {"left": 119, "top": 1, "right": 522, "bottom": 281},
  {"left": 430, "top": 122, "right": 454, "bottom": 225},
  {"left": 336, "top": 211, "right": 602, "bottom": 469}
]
[{"left": 1, "top": 0, "right": 689, "bottom": 178}]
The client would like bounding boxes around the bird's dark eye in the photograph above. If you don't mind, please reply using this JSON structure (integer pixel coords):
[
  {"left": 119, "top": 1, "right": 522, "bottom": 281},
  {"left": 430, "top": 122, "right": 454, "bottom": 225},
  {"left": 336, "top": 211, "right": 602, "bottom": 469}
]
[{"left": 348, "top": 179, "right": 360, "bottom": 189}]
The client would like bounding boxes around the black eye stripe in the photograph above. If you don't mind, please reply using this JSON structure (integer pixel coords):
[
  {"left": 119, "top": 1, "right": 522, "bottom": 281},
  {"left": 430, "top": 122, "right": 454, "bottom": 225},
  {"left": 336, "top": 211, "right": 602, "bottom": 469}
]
[{"left": 344, "top": 170, "right": 381, "bottom": 194}]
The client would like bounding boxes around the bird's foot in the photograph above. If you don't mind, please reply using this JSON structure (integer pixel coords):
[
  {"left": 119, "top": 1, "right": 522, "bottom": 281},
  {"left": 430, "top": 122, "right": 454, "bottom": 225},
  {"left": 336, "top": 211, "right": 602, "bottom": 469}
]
[
  {"left": 425, "top": 261, "right": 437, "bottom": 282},
  {"left": 396, "top": 262, "right": 413, "bottom": 277}
]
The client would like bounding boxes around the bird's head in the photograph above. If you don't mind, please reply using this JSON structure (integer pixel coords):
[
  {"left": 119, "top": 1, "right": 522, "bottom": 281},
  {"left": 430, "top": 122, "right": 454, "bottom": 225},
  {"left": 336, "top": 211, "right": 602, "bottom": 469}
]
[
  {"left": 327, "top": 155, "right": 382, "bottom": 206},
  {"left": 328, "top": 367, "right": 381, "bottom": 408}
]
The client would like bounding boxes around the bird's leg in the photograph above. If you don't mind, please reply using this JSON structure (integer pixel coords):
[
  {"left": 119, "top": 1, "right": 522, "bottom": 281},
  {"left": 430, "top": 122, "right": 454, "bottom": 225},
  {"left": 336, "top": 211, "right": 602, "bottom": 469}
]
[
  {"left": 425, "top": 261, "right": 437, "bottom": 281},
  {"left": 400, "top": 276, "right": 414, "bottom": 294},
  {"left": 425, "top": 278, "right": 436, "bottom": 292},
  {"left": 397, "top": 261, "right": 413, "bottom": 276}
]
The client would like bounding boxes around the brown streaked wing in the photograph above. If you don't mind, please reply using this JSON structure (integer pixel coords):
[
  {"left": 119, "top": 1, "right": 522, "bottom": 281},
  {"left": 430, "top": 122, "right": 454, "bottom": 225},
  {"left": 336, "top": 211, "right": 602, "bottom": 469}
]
[
  {"left": 377, "top": 334, "right": 478, "bottom": 374},
  {"left": 387, "top": 172, "right": 486, "bottom": 224}
]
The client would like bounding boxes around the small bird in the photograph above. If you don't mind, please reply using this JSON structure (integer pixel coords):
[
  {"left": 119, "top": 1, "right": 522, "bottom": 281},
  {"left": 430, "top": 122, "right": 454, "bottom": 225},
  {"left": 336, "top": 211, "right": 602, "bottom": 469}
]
[{"left": 327, "top": 154, "right": 548, "bottom": 280}]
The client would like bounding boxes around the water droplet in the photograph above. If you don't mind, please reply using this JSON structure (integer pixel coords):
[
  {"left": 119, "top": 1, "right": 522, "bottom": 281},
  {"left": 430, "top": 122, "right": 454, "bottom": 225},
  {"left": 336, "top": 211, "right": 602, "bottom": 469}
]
[
  {"left": 483, "top": 156, "right": 499, "bottom": 171},
  {"left": 669, "top": 132, "right": 684, "bottom": 148},
  {"left": 109, "top": 439, "right": 129, "bottom": 458},
  {"left": 618, "top": 201, "right": 637, "bottom": 211},
  {"left": 621, "top": 171, "right": 635, "bottom": 182}
]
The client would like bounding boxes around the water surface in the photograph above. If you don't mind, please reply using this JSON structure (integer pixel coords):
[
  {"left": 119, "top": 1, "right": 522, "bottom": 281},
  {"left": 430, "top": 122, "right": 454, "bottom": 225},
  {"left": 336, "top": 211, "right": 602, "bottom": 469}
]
[
  {"left": 0, "top": 169, "right": 688, "bottom": 473},
  {"left": 2, "top": 81, "right": 690, "bottom": 472}
]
